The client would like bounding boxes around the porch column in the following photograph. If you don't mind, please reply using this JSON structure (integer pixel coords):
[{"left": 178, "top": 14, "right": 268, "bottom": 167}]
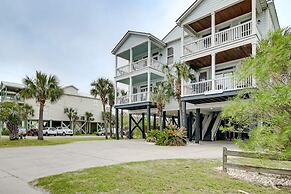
[
  {"left": 115, "top": 81, "right": 118, "bottom": 105},
  {"left": 129, "top": 77, "right": 132, "bottom": 103},
  {"left": 195, "top": 109, "right": 201, "bottom": 144},
  {"left": 162, "top": 111, "right": 166, "bottom": 129},
  {"left": 129, "top": 114, "right": 132, "bottom": 139},
  {"left": 147, "top": 39, "right": 151, "bottom": 66},
  {"left": 50, "top": 120, "right": 53, "bottom": 127},
  {"left": 211, "top": 53, "right": 216, "bottom": 90},
  {"left": 177, "top": 110, "right": 181, "bottom": 128},
  {"left": 182, "top": 101, "right": 187, "bottom": 128},
  {"left": 129, "top": 48, "right": 133, "bottom": 72},
  {"left": 211, "top": 12, "right": 215, "bottom": 47},
  {"left": 142, "top": 113, "right": 146, "bottom": 139},
  {"left": 115, "top": 56, "right": 118, "bottom": 76},
  {"left": 147, "top": 105, "right": 151, "bottom": 131},
  {"left": 189, "top": 111, "right": 193, "bottom": 140},
  {"left": 115, "top": 108, "right": 119, "bottom": 140},
  {"left": 181, "top": 25, "right": 185, "bottom": 56},
  {"left": 147, "top": 72, "right": 151, "bottom": 101},
  {"left": 251, "top": 0, "right": 256, "bottom": 35}
]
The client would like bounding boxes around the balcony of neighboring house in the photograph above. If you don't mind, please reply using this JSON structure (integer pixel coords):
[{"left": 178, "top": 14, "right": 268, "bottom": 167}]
[{"left": 179, "top": 0, "right": 260, "bottom": 60}]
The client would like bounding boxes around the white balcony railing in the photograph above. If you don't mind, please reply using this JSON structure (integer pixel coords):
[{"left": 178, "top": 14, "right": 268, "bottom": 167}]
[
  {"left": 183, "top": 76, "right": 254, "bottom": 96},
  {"left": 116, "top": 91, "right": 151, "bottom": 105},
  {"left": 116, "top": 65, "right": 130, "bottom": 77},
  {"left": 184, "top": 21, "right": 253, "bottom": 55},
  {"left": 116, "top": 58, "right": 163, "bottom": 77}
]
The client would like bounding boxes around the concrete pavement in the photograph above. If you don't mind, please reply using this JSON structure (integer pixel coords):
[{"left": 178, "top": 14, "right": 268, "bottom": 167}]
[{"left": 0, "top": 140, "right": 236, "bottom": 194}]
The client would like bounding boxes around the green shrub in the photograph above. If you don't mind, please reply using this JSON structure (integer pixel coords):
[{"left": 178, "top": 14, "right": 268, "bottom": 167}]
[
  {"left": 146, "top": 129, "right": 160, "bottom": 143},
  {"left": 155, "top": 124, "right": 187, "bottom": 146},
  {"left": 75, "top": 130, "right": 82, "bottom": 136},
  {"left": 1, "top": 128, "right": 9, "bottom": 136}
]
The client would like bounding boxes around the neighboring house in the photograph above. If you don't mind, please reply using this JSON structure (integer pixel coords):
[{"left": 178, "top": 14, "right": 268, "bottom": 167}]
[
  {"left": 0, "top": 81, "right": 103, "bottom": 132},
  {"left": 112, "top": 0, "right": 279, "bottom": 140}
]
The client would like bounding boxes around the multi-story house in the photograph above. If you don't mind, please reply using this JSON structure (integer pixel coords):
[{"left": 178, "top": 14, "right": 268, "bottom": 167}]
[
  {"left": 0, "top": 81, "right": 104, "bottom": 133},
  {"left": 113, "top": 0, "right": 279, "bottom": 141}
]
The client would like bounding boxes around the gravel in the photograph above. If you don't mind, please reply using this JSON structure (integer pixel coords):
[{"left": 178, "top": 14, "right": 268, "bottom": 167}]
[{"left": 226, "top": 168, "right": 291, "bottom": 188}]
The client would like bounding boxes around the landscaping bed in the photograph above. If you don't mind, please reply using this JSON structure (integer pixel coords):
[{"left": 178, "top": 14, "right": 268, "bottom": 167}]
[{"left": 33, "top": 159, "right": 291, "bottom": 194}]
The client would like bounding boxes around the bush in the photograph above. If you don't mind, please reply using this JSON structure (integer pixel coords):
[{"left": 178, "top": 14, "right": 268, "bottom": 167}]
[
  {"left": 1, "top": 128, "right": 9, "bottom": 136},
  {"left": 155, "top": 124, "right": 187, "bottom": 146},
  {"left": 146, "top": 129, "right": 160, "bottom": 142},
  {"left": 75, "top": 130, "right": 82, "bottom": 136}
]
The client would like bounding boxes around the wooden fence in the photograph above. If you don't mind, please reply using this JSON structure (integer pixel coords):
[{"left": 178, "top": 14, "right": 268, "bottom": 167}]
[{"left": 222, "top": 147, "right": 291, "bottom": 176}]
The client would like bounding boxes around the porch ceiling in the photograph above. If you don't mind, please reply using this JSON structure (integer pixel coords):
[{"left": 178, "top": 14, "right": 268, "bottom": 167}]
[
  {"left": 188, "top": 0, "right": 251, "bottom": 32},
  {"left": 117, "top": 73, "right": 163, "bottom": 85},
  {"left": 186, "top": 44, "right": 252, "bottom": 69},
  {"left": 118, "top": 42, "right": 160, "bottom": 60}
]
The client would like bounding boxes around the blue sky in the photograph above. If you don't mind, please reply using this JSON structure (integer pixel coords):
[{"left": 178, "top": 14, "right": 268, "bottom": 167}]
[{"left": 0, "top": 0, "right": 290, "bottom": 94}]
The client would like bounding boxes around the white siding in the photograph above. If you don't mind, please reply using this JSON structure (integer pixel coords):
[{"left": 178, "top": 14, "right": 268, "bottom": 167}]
[
  {"left": 181, "top": 0, "right": 240, "bottom": 25},
  {"left": 117, "top": 34, "right": 148, "bottom": 55},
  {"left": 26, "top": 95, "right": 103, "bottom": 123}
]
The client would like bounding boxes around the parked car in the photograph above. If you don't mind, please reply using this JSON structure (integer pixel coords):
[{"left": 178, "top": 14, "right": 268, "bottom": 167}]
[
  {"left": 27, "top": 128, "right": 38, "bottom": 136},
  {"left": 43, "top": 127, "right": 57, "bottom": 136},
  {"left": 56, "top": 127, "right": 73, "bottom": 136},
  {"left": 96, "top": 129, "right": 106, "bottom": 136},
  {"left": 18, "top": 127, "right": 27, "bottom": 139}
]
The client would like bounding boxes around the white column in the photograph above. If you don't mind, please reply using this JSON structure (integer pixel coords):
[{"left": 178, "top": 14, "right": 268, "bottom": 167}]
[
  {"left": 115, "top": 81, "right": 118, "bottom": 104},
  {"left": 181, "top": 25, "right": 185, "bottom": 56},
  {"left": 211, "top": 53, "right": 216, "bottom": 90},
  {"left": 129, "top": 77, "right": 132, "bottom": 103},
  {"left": 129, "top": 48, "right": 133, "bottom": 72},
  {"left": 147, "top": 39, "right": 151, "bottom": 67},
  {"left": 115, "top": 56, "right": 118, "bottom": 76},
  {"left": 211, "top": 12, "right": 215, "bottom": 47},
  {"left": 252, "top": 0, "right": 256, "bottom": 35},
  {"left": 147, "top": 72, "right": 151, "bottom": 101}
]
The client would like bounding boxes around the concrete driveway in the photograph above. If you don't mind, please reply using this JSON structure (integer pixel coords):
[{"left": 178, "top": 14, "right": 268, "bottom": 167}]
[{"left": 0, "top": 140, "right": 236, "bottom": 194}]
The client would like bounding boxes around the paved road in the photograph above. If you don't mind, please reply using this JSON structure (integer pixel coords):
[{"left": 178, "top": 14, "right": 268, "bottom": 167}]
[{"left": 0, "top": 140, "right": 236, "bottom": 194}]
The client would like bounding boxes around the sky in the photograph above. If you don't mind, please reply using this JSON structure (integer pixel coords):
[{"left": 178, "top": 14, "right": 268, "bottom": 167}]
[{"left": 0, "top": 0, "right": 290, "bottom": 94}]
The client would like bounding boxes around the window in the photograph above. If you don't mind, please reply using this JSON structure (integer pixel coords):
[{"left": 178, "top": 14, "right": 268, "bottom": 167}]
[{"left": 167, "top": 47, "right": 174, "bottom": 65}]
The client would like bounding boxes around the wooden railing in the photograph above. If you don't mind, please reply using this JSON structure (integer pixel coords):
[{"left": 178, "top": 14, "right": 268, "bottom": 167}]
[
  {"left": 223, "top": 147, "right": 291, "bottom": 176},
  {"left": 116, "top": 65, "right": 130, "bottom": 77},
  {"left": 131, "top": 92, "right": 149, "bottom": 103},
  {"left": 184, "top": 21, "right": 253, "bottom": 55}
]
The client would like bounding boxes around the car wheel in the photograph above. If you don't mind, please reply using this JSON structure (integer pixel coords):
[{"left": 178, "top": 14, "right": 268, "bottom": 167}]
[{"left": 63, "top": 132, "right": 66, "bottom": 136}]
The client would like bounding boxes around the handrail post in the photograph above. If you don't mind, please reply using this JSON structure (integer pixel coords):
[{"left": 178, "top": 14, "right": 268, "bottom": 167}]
[{"left": 223, "top": 147, "right": 227, "bottom": 172}]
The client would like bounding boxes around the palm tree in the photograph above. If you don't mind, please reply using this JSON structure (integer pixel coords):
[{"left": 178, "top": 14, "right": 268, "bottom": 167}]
[
  {"left": 108, "top": 84, "right": 115, "bottom": 137},
  {"left": 90, "top": 78, "right": 113, "bottom": 139},
  {"left": 120, "top": 90, "right": 127, "bottom": 139},
  {"left": 19, "top": 104, "right": 34, "bottom": 130},
  {"left": 151, "top": 82, "right": 172, "bottom": 131},
  {"left": 64, "top": 107, "right": 78, "bottom": 132},
  {"left": 21, "top": 71, "right": 63, "bottom": 140},
  {"left": 85, "top": 112, "right": 94, "bottom": 134},
  {"left": 163, "top": 63, "right": 191, "bottom": 127}
]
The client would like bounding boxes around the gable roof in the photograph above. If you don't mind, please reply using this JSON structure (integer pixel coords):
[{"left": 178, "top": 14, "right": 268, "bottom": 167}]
[
  {"left": 63, "top": 85, "right": 79, "bottom": 91},
  {"left": 111, "top": 30, "right": 166, "bottom": 55},
  {"left": 176, "top": 0, "right": 202, "bottom": 25}
]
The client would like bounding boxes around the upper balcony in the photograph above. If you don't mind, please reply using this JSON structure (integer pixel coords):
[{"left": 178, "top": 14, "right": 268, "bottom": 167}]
[
  {"left": 116, "top": 58, "right": 163, "bottom": 77},
  {"left": 178, "top": 0, "right": 260, "bottom": 61},
  {"left": 184, "top": 21, "right": 254, "bottom": 56}
]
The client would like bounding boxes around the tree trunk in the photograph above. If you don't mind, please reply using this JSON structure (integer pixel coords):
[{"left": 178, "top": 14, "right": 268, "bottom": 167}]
[
  {"left": 7, "top": 121, "right": 19, "bottom": 140},
  {"left": 38, "top": 102, "right": 44, "bottom": 140},
  {"left": 159, "top": 111, "right": 163, "bottom": 131},
  {"left": 120, "top": 110, "right": 124, "bottom": 139},
  {"left": 103, "top": 103, "right": 108, "bottom": 139},
  {"left": 110, "top": 107, "right": 113, "bottom": 137},
  {"left": 176, "top": 80, "right": 183, "bottom": 128}
]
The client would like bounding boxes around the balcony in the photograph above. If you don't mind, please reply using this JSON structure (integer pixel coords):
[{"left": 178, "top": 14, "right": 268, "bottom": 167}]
[
  {"left": 1, "top": 95, "right": 24, "bottom": 103},
  {"left": 183, "top": 76, "right": 254, "bottom": 96},
  {"left": 184, "top": 21, "right": 252, "bottom": 56},
  {"left": 116, "top": 91, "right": 150, "bottom": 105},
  {"left": 116, "top": 58, "right": 163, "bottom": 77}
]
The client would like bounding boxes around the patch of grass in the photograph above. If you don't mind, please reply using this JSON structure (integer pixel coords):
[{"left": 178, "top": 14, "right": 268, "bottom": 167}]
[
  {"left": 33, "top": 159, "right": 291, "bottom": 194},
  {"left": 0, "top": 137, "right": 107, "bottom": 148}
]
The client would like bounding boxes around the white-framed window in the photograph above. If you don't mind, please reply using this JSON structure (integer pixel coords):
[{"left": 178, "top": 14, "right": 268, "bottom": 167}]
[{"left": 167, "top": 47, "right": 174, "bottom": 65}]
